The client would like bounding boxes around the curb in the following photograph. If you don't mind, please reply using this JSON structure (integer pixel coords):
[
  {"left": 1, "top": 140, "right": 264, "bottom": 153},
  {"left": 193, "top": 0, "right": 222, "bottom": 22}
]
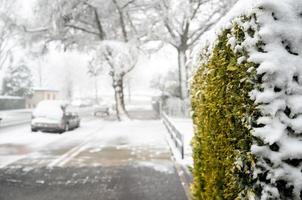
[{"left": 161, "top": 119, "right": 193, "bottom": 200}]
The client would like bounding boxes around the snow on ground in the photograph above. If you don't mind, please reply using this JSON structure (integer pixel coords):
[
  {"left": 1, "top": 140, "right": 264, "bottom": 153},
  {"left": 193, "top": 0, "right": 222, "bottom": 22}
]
[
  {"left": 67, "top": 119, "right": 174, "bottom": 174},
  {"left": 126, "top": 104, "right": 153, "bottom": 111},
  {"left": 136, "top": 160, "right": 174, "bottom": 174},
  {"left": 0, "top": 109, "right": 32, "bottom": 113},
  {"left": 0, "top": 119, "right": 103, "bottom": 151},
  {"left": 90, "top": 120, "right": 169, "bottom": 149},
  {"left": 0, "top": 116, "right": 174, "bottom": 174},
  {"left": 125, "top": 96, "right": 153, "bottom": 111},
  {"left": 163, "top": 115, "right": 194, "bottom": 167},
  {"left": 0, "top": 110, "right": 31, "bottom": 127}
]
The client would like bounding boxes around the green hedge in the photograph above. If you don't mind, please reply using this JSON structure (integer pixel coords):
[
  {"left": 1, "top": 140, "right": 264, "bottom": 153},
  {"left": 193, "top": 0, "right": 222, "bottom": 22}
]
[
  {"left": 191, "top": 22, "right": 257, "bottom": 199},
  {"left": 0, "top": 97, "right": 25, "bottom": 110}
]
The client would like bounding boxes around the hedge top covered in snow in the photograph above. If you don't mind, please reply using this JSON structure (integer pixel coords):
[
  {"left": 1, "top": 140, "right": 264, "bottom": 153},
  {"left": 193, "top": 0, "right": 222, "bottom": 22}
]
[
  {"left": 197, "top": 0, "right": 302, "bottom": 144},
  {"left": 192, "top": 0, "right": 302, "bottom": 199},
  {"left": 197, "top": 0, "right": 302, "bottom": 54}
]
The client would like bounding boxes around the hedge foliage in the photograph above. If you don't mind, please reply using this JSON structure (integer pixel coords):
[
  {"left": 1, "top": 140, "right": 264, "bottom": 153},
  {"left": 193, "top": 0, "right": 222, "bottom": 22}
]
[{"left": 191, "top": 22, "right": 258, "bottom": 199}]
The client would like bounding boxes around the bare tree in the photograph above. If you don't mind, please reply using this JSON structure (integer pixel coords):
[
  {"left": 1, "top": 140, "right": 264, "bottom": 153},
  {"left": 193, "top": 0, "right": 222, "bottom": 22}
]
[
  {"left": 65, "top": 78, "right": 74, "bottom": 102},
  {"left": 87, "top": 57, "right": 102, "bottom": 104},
  {"left": 153, "top": 0, "right": 237, "bottom": 99}
]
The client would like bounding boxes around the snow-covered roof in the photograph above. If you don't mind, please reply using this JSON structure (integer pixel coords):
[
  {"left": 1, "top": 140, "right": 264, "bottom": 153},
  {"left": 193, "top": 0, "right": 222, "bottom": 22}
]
[
  {"left": 33, "top": 87, "right": 59, "bottom": 92},
  {"left": 0, "top": 95, "right": 23, "bottom": 100}
]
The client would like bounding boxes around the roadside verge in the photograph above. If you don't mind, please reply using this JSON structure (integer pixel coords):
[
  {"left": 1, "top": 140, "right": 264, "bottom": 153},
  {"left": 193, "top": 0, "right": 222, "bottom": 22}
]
[{"left": 161, "top": 112, "right": 193, "bottom": 199}]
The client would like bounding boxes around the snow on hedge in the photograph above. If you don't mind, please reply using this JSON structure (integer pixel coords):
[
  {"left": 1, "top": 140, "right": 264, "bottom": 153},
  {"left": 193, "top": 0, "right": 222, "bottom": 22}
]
[
  {"left": 194, "top": 0, "right": 302, "bottom": 199},
  {"left": 0, "top": 96, "right": 23, "bottom": 100}
]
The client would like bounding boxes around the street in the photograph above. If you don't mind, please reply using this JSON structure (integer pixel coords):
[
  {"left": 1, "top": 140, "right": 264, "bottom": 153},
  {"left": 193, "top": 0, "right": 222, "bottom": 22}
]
[{"left": 0, "top": 108, "right": 187, "bottom": 200}]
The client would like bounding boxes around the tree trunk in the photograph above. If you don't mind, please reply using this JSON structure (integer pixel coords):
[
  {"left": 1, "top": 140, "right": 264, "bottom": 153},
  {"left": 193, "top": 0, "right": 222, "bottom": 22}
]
[
  {"left": 177, "top": 49, "right": 188, "bottom": 99},
  {"left": 94, "top": 76, "right": 99, "bottom": 104},
  {"left": 112, "top": 74, "right": 129, "bottom": 121},
  {"left": 127, "top": 79, "right": 131, "bottom": 103}
]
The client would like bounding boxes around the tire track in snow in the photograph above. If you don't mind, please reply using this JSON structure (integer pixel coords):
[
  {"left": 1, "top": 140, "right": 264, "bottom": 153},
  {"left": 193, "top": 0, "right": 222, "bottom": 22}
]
[
  {"left": 48, "top": 125, "right": 105, "bottom": 168},
  {"left": 0, "top": 119, "right": 105, "bottom": 169},
  {"left": 0, "top": 156, "right": 27, "bottom": 169}
]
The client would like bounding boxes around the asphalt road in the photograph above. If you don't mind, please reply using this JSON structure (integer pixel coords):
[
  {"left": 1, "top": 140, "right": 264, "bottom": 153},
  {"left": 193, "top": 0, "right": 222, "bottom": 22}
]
[{"left": 0, "top": 109, "right": 187, "bottom": 200}]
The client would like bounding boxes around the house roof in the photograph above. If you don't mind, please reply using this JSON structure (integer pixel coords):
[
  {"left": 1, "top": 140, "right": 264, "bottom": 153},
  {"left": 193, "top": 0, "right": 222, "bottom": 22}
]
[{"left": 33, "top": 87, "right": 59, "bottom": 92}]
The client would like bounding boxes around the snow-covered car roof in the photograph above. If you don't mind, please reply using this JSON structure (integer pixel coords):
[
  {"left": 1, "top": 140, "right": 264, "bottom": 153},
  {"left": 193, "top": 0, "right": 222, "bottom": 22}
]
[
  {"left": 36, "top": 100, "right": 68, "bottom": 107},
  {"left": 33, "top": 100, "right": 69, "bottom": 119}
]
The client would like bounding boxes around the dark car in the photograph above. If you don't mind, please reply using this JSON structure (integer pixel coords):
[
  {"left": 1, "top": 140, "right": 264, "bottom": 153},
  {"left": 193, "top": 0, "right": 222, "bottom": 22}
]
[{"left": 31, "top": 100, "right": 80, "bottom": 133}]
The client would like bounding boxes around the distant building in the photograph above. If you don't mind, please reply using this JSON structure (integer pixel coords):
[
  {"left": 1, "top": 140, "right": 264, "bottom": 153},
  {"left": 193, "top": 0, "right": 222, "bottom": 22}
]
[{"left": 26, "top": 88, "right": 59, "bottom": 109}]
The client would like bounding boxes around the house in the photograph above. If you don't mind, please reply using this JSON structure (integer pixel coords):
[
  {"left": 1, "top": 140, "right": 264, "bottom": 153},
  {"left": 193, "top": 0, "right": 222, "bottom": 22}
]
[{"left": 26, "top": 88, "right": 59, "bottom": 109}]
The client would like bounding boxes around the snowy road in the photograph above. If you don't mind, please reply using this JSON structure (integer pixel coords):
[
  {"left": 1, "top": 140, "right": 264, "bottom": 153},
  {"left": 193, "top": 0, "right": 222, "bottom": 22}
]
[
  {"left": 0, "top": 107, "right": 95, "bottom": 128},
  {"left": 0, "top": 110, "right": 187, "bottom": 200}
]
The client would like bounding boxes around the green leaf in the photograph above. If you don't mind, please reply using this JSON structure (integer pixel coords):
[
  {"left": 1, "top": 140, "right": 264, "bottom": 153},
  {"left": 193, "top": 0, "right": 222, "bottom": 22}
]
[{"left": 227, "top": 65, "right": 238, "bottom": 71}]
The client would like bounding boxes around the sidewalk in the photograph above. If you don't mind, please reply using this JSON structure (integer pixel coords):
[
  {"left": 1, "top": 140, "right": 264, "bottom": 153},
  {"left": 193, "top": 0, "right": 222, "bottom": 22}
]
[
  {"left": 168, "top": 117, "right": 194, "bottom": 166},
  {"left": 162, "top": 113, "right": 194, "bottom": 166},
  {"left": 161, "top": 113, "right": 194, "bottom": 197},
  {"left": 0, "top": 109, "right": 32, "bottom": 128}
]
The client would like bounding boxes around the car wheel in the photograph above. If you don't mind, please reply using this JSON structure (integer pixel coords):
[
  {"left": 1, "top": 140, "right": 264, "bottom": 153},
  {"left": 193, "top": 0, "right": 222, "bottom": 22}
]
[{"left": 31, "top": 128, "right": 38, "bottom": 132}]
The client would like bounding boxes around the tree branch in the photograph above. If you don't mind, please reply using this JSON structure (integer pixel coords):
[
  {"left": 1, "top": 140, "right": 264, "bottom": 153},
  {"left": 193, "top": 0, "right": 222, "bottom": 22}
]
[
  {"left": 81, "top": 1, "right": 106, "bottom": 40},
  {"left": 65, "top": 24, "right": 100, "bottom": 36},
  {"left": 190, "top": 0, "right": 211, "bottom": 20},
  {"left": 124, "top": 62, "right": 136, "bottom": 75},
  {"left": 112, "top": 0, "right": 128, "bottom": 42},
  {"left": 187, "top": 8, "right": 223, "bottom": 47},
  {"left": 23, "top": 26, "right": 49, "bottom": 33},
  {"left": 122, "top": 0, "right": 136, "bottom": 9},
  {"left": 187, "top": 21, "right": 215, "bottom": 47},
  {"left": 93, "top": 8, "right": 106, "bottom": 40},
  {"left": 159, "top": 0, "right": 180, "bottom": 46},
  {"left": 0, "top": 49, "right": 12, "bottom": 70},
  {"left": 104, "top": 48, "right": 115, "bottom": 70},
  {"left": 164, "top": 20, "right": 177, "bottom": 41}
]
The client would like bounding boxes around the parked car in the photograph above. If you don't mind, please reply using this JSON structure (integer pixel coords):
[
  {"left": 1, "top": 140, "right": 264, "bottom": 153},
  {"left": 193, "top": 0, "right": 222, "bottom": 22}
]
[
  {"left": 31, "top": 100, "right": 80, "bottom": 133},
  {"left": 93, "top": 103, "right": 110, "bottom": 116},
  {"left": 71, "top": 99, "right": 93, "bottom": 107}
]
